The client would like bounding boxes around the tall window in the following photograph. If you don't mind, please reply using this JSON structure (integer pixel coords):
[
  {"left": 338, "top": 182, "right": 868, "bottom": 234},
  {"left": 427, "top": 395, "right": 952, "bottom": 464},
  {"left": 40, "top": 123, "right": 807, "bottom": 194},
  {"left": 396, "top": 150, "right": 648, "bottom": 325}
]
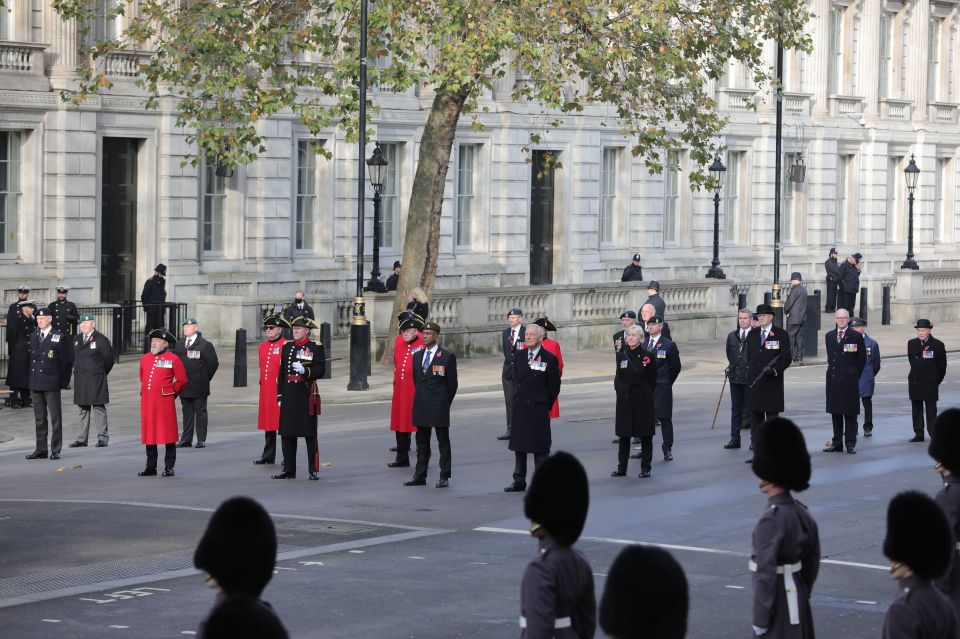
[
  {"left": 455, "top": 144, "right": 477, "bottom": 248},
  {"left": 723, "top": 152, "right": 741, "bottom": 243},
  {"left": 379, "top": 143, "right": 400, "bottom": 250},
  {"left": 0, "top": 132, "right": 21, "bottom": 255},
  {"left": 879, "top": 13, "right": 894, "bottom": 98},
  {"left": 885, "top": 156, "right": 902, "bottom": 243},
  {"left": 599, "top": 147, "right": 619, "bottom": 244},
  {"left": 835, "top": 155, "right": 850, "bottom": 241},
  {"left": 934, "top": 158, "right": 948, "bottom": 241},
  {"left": 663, "top": 150, "right": 679, "bottom": 243},
  {"left": 92, "top": 0, "right": 119, "bottom": 42},
  {"left": 828, "top": 6, "right": 844, "bottom": 94},
  {"left": 295, "top": 141, "right": 316, "bottom": 251},
  {"left": 202, "top": 159, "right": 226, "bottom": 253},
  {"left": 928, "top": 18, "right": 943, "bottom": 102},
  {"left": 0, "top": 1, "right": 12, "bottom": 40}
]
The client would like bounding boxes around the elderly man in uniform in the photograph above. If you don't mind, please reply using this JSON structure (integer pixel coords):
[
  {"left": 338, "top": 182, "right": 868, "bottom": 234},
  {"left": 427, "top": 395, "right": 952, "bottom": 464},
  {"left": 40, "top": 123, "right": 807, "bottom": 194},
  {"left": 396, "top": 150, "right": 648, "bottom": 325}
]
[
  {"left": 138, "top": 328, "right": 186, "bottom": 477},
  {"left": 254, "top": 315, "right": 288, "bottom": 465},
  {"left": 643, "top": 281, "right": 666, "bottom": 319},
  {"left": 273, "top": 317, "right": 325, "bottom": 480},
  {"left": 823, "top": 308, "right": 866, "bottom": 454},
  {"left": 882, "top": 491, "right": 958, "bottom": 637},
  {"left": 621, "top": 253, "right": 644, "bottom": 282},
  {"left": 644, "top": 316, "right": 681, "bottom": 462},
  {"left": 48, "top": 286, "right": 79, "bottom": 336},
  {"left": 68, "top": 313, "right": 115, "bottom": 448},
  {"left": 723, "top": 308, "right": 752, "bottom": 450},
  {"left": 5, "top": 292, "right": 35, "bottom": 408},
  {"left": 405, "top": 322, "right": 458, "bottom": 488},
  {"left": 498, "top": 307, "right": 526, "bottom": 441},
  {"left": 141, "top": 264, "right": 167, "bottom": 350},
  {"left": 850, "top": 317, "right": 880, "bottom": 437},
  {"left": 783, "top": 273, "right": 807, "bottom": 364},
  {"left": 612, "top": 310, "right": 636, "bottom": 355},
  {"left": 518, "top": 451, "right": 596, "bottom": 637},
  {"left": 929, "top": 409, "right": 960, "bottom": 620},
  {"left": 505, "top": 324, "right": 561, "bottom": 492},
  {"left": 744, "top": 304, "right": 792, "bottom": 464},
  {"left": 174, "top": 318, "right": 220, "bottom": 449},
  {"left": 750, "top": 418, "right": 821, "bottom": 638},
  {"left": 388, "top": 311, "right": 424, "bottom": 468},
  {"left": 25, "top": 308, "right": 74, "bottom": 461},
  {"left": 640, "top": 302, "right": 672, "bottom": 341},
  {"left": 907, "top": 319, "right": 948, "bottom": 443}
]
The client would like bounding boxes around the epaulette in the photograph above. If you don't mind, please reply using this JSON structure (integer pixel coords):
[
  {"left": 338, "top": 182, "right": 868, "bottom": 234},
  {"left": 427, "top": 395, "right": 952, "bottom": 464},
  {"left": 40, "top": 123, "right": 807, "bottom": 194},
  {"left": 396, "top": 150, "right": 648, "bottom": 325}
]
[{"left": 312, "top": 340, "right": 323, "bottom": 347}]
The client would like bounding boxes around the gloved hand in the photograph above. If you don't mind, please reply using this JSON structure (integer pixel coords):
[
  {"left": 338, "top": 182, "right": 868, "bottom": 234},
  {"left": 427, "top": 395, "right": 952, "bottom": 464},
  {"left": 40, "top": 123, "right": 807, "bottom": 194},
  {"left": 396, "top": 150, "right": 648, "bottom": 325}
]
[
  {"left": 764, "top": 368, "right": 778, "bottom": 377},
  {"left": 723, "top": 366, "right": 730, "bottom": 378},
  {"left": 292, "top": 361, "right": 305, "bottom": 374}
]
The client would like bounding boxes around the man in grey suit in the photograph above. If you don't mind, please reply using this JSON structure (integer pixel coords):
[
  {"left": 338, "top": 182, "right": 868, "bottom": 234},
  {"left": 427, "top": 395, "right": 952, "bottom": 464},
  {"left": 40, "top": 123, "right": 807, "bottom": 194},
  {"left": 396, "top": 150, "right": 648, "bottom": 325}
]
[{"left": 784, "top": 272, "right": 807, "bottom": 364}]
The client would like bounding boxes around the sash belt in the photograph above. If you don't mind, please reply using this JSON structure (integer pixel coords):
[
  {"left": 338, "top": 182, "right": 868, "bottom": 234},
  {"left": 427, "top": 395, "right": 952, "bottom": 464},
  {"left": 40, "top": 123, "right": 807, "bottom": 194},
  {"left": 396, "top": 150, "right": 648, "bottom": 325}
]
[
  {"left": 748, "top": 559, "right": 803, "bottom": 625},
  {"left": 287, "top": 374, "right": 306, "bottom": 382},
  {"left": 518, "top": 616, "right": 572, "bottom": 629}
]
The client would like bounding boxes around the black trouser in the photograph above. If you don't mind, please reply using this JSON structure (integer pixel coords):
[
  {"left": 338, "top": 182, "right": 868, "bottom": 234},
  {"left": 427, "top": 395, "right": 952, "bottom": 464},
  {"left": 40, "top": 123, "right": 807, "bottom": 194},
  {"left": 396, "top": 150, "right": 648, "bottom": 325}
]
[
  {"left": 414, "top": 427, "right": 451, "bottom": 480},
  {"left": 11, "top": 388, "right": 30, "bottom": 406},
  {"left": 618, "top": 436, "right": 652, "bottom": 473},
  {"left": 281, "top": 434, "right": 318, "bottom": 476},
  {"left": 395, "top": 431, "right": 412, "bottom": 455},
  {"left": 912, "top": 400, "right": 938, "bottom": 437},
  {"left": 502, "top": 378, "right": 515, "bottom": 431},
  {"left": 145, "top": 443, "right": 176, "bottom": 470},
  {"left": 513, "top": 451, "right": 548, "bottom": 484},
  {"left": 32, "top": 390, "right": 63, "bottom": 454},
  {"left": 788, "top": 324, "right": 804, "bottom": 362},
  {"left": 862, "top": 397, "right": 873, "bottom": 432},
  {"left": 260, "top": 431, "right": 277, "bottom": 463},
  {"left": 659, "top": 417, "right": 674, "bottom": 452},
  {"left": 751, "top": 411, "right": 779, "bottom": 445},
  {"left": 729, "top": 383, "right": 748, "bottom": 440},
  {"left": 179, "top": 396, "right": 208, "bottom": 444},
  {"left": 831, "top": 413, "right": 858, "bottom": 446},
  {"left": 840, "top": 291, "right": 857, "bottom": 314},
  {"left": 825, "top": 280, "right": 838, "bottom": 312}
]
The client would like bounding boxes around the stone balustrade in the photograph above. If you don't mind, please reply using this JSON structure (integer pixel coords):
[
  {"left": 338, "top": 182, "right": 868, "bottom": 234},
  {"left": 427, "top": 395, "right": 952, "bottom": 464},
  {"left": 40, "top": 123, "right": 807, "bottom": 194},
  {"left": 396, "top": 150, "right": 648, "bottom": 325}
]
[
  {"left": 880, "top": 99, "right": 912, "bottom": 121},
  {"left": 829, "top": 94, "right": 864, "bottom": 116},
  {"left": 930, "top": 102, "right": 959, "bottom": 125},
  {"left": 718, "top": 88, "right": 756, "bottom": 112},
  {"left": 0, "top": 41, "right": 49, "bottom": 90},
  {"left": 102, "top": 50, "right": 151, "bottom": 78}
]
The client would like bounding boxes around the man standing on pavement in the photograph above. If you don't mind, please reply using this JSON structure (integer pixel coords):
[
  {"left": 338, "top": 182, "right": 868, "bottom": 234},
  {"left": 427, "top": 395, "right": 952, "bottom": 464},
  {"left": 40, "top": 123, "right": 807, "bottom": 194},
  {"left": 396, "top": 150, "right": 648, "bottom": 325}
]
[
  {"left": 282, "top": 291, "right": 314, "bottom": 334},
  {"left": 68, "top": 313, "right": 114, "bottom": 448},
  {"left": 643, "top": 281, "right": 666, "bottom": 319},
  {"left": 254, "top": 315, "right": 288, "bottom": 465},
  {"left": 25, "top": 308, "right": 73, "bottom": 461},
  {"left": 174, "top": 318, "right": 219, "bottom": 449},
  {"left": 907, "top": 319, "right": 947, "bottom": 442},
  {"left": 5, "top": 291, "right": 34, "bottom": 408},
  {"left": 388, "top": 311, "right": 424, "bottom": 468},
  {"left": 621, "top": 253, "right": 644, "bottom": 282},
  {"left": 640, "top": 302, "right": 672, "bottom": 341},
  {"left": 48, "top": 286, "right": 79, "bottom": 336},
  {"left": 723, "top": 309, "right": 752, "bottom": 450},
  {"left": 141, "top": 264, "right": 167, "bottom": 349},
  {"left": 850, "top": 317, "right": 880, "bottom": 437},
  {"left": 505, "top": 325, "right": 561, "bottom": 492},
  {"left": 406, "top": 322, "right": 458, "bottom": 488},
  {"left": 823, "top": 248, "right": 841, "bottom": 313},
  {"left": 138, "top": 328, "right": 186, "bottom": 477},
  {"left": 823, "top": 308, "right": 867, "bottom": 454},
  {"left": 273, "top": 317, "right": 325, "bottom": 480},
  {"left": 837, "top": 253, "right": 862, "bottom": 313},
  {"left": 783, "top": 272, "right": 807, "bottom": 364},
  {"left": 613, "top": 310, "right": 636, "bottom": 354},
  {"left": 498, "top": 308, "right": 526, "bottom": 441},
  {"left": 745, "top": 304, "right": 792, "bottom": 464},
  {"left": 644, "top": 316, "right": 681, "bottom": 462}
]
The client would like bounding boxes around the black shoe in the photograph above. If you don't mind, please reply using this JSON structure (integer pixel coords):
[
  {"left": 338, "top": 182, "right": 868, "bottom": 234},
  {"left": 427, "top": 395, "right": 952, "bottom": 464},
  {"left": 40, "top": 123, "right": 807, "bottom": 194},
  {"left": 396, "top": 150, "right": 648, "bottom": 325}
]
[
  {"left": 822, "top": 444, "right": 843, "bottom": 452},
  {"left": 663, "top": 451, "right": 673, "bottom": 462},
  {"left": 863, "top": 426, "right": 873, "bottom": 437},
  {"left": 309, "top": 472, "right": 320, "bottom": 480},
  {"left": 503, "top": 481, "right": 526, "bottom": 492},
  {"left": 404, "top": 478, "right": 426, "bottom": 486},
  {"left": 629, "top": 452, "right": 642, "bottom": 459},
  {"left": 272, "top": 472, "right": 296, "bottom": 479},
  {"left": 846, "top": 446, "right": 857, "bottom": 454},
  {"left": 611, "top": 438, "right": 621, "bottom": 444},
  {"left": 639, "top": 470, "right": 652, "bottom": 478},
  {"left": 195, "top": 442, "right": 206, "bottom": 449},
  {"left": 632, "top": 437, "right": 642, "bottom": 445},
  {"left": 435, "top": 479, "right": 449, "bottom": 488},
  {"left": 611, "top": 469, "right": 627, "bottom": 477},
  {"left": 909, "top": 434, "right": 924, "bottom": 443},
  {"left": 389, "top": 446, "right": 398, "bottom": 452},
  {"left": 723, "top": 439, "right": 741, "bottom": 449},
  {"left": 25, "top": 451, "right": 48, "bottom": 460},
  {"left": 253, "top": 458, "right": 273, "bottom": 465},
  {"left": 497, "top": 432, "right": 511, "bottom": 441},
  {"left": 49, "top": 453, "right": 60, "bottom": 460},
  {"left": 95, "top": 441, "right": 108, "bottom": 447},
  {"left": 68, "top": 441, "right": 87, "bottom": 448},
  {"left": 138, "top": 468, "right": 157, "bottom": 476},
  {"left": 161, "top": 468, "right": 175, "bottom": 477},
  {"left": 387, "top": 460, "right": 410, "bottom": 468},
  {"left": 177, "top": 442, "right": 192, "bottom": 448}
]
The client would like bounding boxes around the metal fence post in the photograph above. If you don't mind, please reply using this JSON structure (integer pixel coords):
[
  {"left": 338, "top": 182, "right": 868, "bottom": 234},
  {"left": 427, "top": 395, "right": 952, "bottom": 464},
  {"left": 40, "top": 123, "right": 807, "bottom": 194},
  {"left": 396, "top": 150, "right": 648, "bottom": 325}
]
[
  {"left": 882, "top": 286, "right": 891, "bottom": 325},
  {"left": 859, "top": 287, "right": 868, "bottom": 322},
  {"left": 320, "top": 322, "right": 332, "bottom": 379},
  {"left": 233, "top": 328, "right": 247, "bottom": 388}
]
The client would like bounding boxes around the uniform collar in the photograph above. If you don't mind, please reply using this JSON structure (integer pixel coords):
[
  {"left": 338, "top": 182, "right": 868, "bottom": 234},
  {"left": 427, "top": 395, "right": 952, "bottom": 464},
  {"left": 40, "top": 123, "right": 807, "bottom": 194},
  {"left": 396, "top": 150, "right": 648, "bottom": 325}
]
[
  {"left": 295, "top": 337, "right": 310, "bottom": 346},
  {"left": 269, "top": 335, "right": 284, "bottom": 343},
  {"left": 768, "top": 491, "right": 794, "bottom": 507}
]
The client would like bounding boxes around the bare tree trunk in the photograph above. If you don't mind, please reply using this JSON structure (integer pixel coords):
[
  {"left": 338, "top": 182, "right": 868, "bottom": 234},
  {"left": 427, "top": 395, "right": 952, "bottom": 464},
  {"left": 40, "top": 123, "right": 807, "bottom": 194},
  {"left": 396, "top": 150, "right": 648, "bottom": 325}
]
[{"left": 380, "top": 87, "right": 468, "bottom": 363}]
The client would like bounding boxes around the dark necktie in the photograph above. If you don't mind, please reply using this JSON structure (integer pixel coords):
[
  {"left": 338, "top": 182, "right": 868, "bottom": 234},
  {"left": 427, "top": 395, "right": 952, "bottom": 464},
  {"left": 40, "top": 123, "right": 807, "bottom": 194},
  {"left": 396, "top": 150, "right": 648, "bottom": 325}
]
[
  {"left": 838, "top": 330, "right": 844, "bottom": 343},
  {"left": 422, "top": 350, "right": 432, "bottom": 373}
]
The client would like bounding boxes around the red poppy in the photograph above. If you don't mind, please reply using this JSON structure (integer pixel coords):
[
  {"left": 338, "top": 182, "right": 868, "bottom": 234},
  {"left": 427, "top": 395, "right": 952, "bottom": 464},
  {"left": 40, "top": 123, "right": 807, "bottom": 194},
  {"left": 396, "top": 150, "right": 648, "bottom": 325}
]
[{"left": 642, "top": 356, "right": 651, "bottom": 365}]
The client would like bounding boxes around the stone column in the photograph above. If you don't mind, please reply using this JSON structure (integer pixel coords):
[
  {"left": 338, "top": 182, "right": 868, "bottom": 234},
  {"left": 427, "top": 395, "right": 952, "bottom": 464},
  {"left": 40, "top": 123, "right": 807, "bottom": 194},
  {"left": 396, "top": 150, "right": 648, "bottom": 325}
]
[
  {"left": 45, "top": 6, "right": 78, "bottom": 87},
  {"left": 811, "top": 0, "right": 832, "bottom": 116},
  {"left": 908, "top": 0, "right": 930, "bottom": 123},
  {"left": 860, "top": 0, "right": 881, "bottom": 116}
]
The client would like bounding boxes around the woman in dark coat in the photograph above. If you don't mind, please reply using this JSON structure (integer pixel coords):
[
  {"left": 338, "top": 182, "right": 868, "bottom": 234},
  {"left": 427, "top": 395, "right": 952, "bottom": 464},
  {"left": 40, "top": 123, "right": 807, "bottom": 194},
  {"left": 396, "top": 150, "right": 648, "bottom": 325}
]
[{"left": 612, "top": 325, "right": 658, "bottom": 479}]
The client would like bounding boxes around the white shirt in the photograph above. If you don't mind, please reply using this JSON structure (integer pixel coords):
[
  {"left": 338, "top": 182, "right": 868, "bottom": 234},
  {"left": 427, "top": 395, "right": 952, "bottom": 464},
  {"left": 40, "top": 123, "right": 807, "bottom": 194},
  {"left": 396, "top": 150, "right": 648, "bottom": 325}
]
[
  {"left": 422, "top": 346, "right": 437, "bottom": 371},
  {"left": 740, "top": 329, "right": 748, "bottom": 340},
  {"left": 186, "top": 336, "right": 195, "bottom": 348},
  {"left": 40, "top": 330, "right": 48, "bottom": 341}
]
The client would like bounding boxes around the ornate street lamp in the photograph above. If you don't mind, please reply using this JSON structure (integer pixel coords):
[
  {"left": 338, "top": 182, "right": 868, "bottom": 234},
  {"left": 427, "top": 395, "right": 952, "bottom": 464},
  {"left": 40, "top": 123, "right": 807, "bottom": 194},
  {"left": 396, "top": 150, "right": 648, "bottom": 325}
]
[
  {"left": 902, "top": 155, "right": 920, "bottom": 270},
  {"left": 365, "top": 142, "right": 388, "bottom": 293},
  {"left": 706, "top": 156, "right": 727, "bottom": 279}
]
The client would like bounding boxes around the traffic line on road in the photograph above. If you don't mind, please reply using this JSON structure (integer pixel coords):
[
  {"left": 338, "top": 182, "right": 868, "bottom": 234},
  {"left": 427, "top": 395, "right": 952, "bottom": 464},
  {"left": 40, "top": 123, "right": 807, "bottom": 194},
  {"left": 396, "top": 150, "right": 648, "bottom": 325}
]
[{"left": 41, "top": 618, "right": 61, "bottom": 623}]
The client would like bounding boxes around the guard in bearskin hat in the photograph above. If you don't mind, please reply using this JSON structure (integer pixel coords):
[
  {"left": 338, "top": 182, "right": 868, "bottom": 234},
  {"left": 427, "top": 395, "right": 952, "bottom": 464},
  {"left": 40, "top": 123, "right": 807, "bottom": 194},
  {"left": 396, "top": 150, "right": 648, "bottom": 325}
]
[
  {"left": 518, "top": 451, "right": 596, "bottom": 638},
  {"left": 882, "top": 490, "right": 958, "bottom": 637},
  {"left": 599, "top": 545, "right": 688, "bottom": 639},
  {"left": 749, "top": 418, "right": 820, "bottom": 638},
  {"left": 388, "top": 311, "right": 424, "bottom": 468},
  {"left": 930, "top": 408, "right": 960, "bottom": 620}
]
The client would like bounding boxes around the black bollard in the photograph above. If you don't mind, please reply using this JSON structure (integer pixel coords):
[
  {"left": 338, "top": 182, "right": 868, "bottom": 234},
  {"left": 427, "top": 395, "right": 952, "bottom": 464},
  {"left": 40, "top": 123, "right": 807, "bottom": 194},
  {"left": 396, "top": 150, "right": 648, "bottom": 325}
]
[
  {"left": 233, "top": 328, "right": 247, "bottom": 388},
  {"left": 112, "top": 308, "right": 123, "bottom": 363},
  {"left": 882, "top": 285, "right": 891, "bottom": 325},
  {"left": 804, "top": 292, "right": 820, "bottom": 358},
  {"left": 737, "top": 292, "right": 747, "bottom": 310},
  {"left": 348, "top": 322, "right": 370, "bottom": 390},
  {"left": 320, "top": 322, "right": 332, "bottom": 379},
  {"left": 859, "top": 287, "right": 868, "bottom": 322}
]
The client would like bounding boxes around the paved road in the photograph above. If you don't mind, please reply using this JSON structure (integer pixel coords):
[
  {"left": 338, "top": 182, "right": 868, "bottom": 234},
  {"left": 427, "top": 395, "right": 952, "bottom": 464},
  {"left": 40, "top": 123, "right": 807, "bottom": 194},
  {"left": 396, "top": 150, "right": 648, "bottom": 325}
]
[{"left": 0, "top": 344, "right": 956, "bottom": 637}]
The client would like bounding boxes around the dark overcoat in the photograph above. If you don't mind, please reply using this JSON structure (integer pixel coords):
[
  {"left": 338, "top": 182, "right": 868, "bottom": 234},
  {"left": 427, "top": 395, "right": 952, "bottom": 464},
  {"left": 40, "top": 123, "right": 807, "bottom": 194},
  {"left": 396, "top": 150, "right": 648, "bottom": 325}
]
[
  {"left": 620, "top": 263, "right": 643, "bottom": 282},
  {"left": 48, "top": 299, "right": 79, "bottom": 335},
  {"left": 172, "top": 333, "right": 220, "bottom": 398},
  {"left": 282, "top": 301, "right": 315, "bottom": 324},
  {"left": 644, "top": 294, "right": 666, "bottom": 319},
  {"left": 411, "top": 345, "right": 458, "bottom": 428},
  {"left": 277, "top": 339, "right": 325, "bottom": 437},
  {"left": 726, "top": 328, "right": 750, "bottom": 385},
  {"left": 823, "top": 257, "right": 840, "bottom": 283},
  {"left": 908, "top": 336, "right": 947, "bottom": 402},
  {"left": 519, "top": 537, "right": 596, "bottom": 639},
  {"left": 935, "top": 475, "right": 960, "bottom": 620},
  {"left": 614, "top": 346, "right": 657, "bottom": 438},
  {"left": 858, "top": 334, "right": 881, "bottom": 397},
  {"left": 29, "top": 329, "right": 73, "bottom": 391},
  {"left": 612, "top": 329, "right": 629, "bottom": 355},
  {"left": 508, "top": 347, "right": 561, "bottom": 454},
  {"left": 746, "top": 325, "right": 792, "bottom": 413},
  {"left": 883, "top": 576, "right": 959, "bottom": 639},
  {"left": 71, "top": 330, "right": 115, "bottom": 405},
  {"left": 502, "top": 324, "right": 526, "bottom": 380},
  {"left": 837, "top": 260, "right": 861, "bottom": 294},
  {"left": 824, "top": 328, "right": 867, "bottom": 415},
  {"left": 4, "top": 309, "right": 34, "bottom": 388},
  {"left": 648, "top": 335, "right": 681, "bottom": 419}
]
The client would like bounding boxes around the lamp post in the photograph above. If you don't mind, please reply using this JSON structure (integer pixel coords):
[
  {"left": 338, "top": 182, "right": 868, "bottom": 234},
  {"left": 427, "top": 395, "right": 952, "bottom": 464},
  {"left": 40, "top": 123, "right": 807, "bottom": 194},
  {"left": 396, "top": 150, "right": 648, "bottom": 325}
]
[
  {"left": 365, "top": 142, "right": 388, "bottom": 293},
  {"left": 901, "top": 155, "right": 920, "bottom": 270},
  {"left": 706, "top": 156, "right": 727, "bottom": 279},
  {"left": 771, "top": 38, "right": 785, "bottom": 327}
]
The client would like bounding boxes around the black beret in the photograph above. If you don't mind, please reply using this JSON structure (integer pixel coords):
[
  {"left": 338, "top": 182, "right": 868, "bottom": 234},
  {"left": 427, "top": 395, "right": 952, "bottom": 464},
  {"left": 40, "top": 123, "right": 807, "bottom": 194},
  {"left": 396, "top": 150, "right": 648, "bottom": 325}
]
[
  {"left": 751, "top": 418, "right": 811, "bottom": 492},
  {"left": 507, "top": 307, "right": 524, "bottom": 317},
  {"left": 203, "top": 595, "right": 289, "bottom": 639},
  {"left": 619, "top": 310, "right": 637, "bottom": 319},
  {"left": 883, "top": 491, "right": 953, "bottom": 580},
  {"left": 930, "top": 408, "right": 960, "bottom": 474},
  {"left": 524, "top": 451, "right": 589, "bottom": 547},
  {"left": 848, "top": 317, "right": 866, "bottom": 328},
  {"left": 600, "top": 546, "right": 689, "bottom": 639},
  {"left": 194, "top": 497, "right": 277, "bottom": 597}
]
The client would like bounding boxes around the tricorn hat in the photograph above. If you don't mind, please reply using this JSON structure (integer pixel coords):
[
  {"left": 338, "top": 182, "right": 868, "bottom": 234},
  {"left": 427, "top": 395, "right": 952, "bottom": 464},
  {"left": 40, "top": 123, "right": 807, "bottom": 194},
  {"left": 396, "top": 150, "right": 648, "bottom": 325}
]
[
  {"left": 148, "top": 328, "right": 177, "bottom": 344},
  {"left": 289, "top": 316, "right": 318, "bottom": 329},
  {"left": 915, "top": 318, "right": 933, "bottom": 329},
  {"left": 849, "top": 317, "right": 866, "bottom": 328},
  {"left": 154, "top": 263, "right": 167, "bottom": 274},
  {"left": 883, "top": 491, "right": 953, "bottom": 580},
  {"left": 755, "top": 303, "right": 775, "bottom": 316},
  {"left": 600, "top": 546, "right": 689, "bottom": 639},
  {"left": 194, "top": 497, "right": 277, "bottom": 597},
  {"left": 262, "top": 315, "right": 289, "bottom": 329},
  {"left": 524, "top": 451, "right": 589, "bottom": 547},
  {"left": 398, "top": 310, "right": 424, "bottom": 332},
  {"left": 751, "top": 418, "right": 811, "bottom": 492},
  {"left": 533, "top": 316, "right": 557, "bottom": 332},
  {"left": 930, "top": 408, "right": 960, "bottom": 474}
]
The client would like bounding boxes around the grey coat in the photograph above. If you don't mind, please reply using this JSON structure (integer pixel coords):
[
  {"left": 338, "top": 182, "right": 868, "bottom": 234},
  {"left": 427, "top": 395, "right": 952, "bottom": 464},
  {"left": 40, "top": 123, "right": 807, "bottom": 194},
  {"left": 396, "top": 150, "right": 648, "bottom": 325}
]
[
  {"left": 71, "top": 331, "right": 115, "bottom": 406},
  {"left": 936, "top": 475, "right": 960, "bottom": 621},
  {"left": 783, "top": 285, "right": 807, "bottom": 326},
  {"left": 520, "top": 537, "right": 596, "bottom": 639},
  {"left": 883, "top": 576, "right": 959, "bottom": 639}
]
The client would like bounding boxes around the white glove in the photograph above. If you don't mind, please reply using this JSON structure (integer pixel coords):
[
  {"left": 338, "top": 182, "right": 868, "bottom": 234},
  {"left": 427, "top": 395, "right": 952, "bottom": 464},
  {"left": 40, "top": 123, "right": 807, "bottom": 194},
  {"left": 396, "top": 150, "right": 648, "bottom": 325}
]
[
  {"left": 753, "top": 626, "right": 768, "bottom": 636},
  {"left": 292, "top": 362, "right": 305, "bottom": 374}
]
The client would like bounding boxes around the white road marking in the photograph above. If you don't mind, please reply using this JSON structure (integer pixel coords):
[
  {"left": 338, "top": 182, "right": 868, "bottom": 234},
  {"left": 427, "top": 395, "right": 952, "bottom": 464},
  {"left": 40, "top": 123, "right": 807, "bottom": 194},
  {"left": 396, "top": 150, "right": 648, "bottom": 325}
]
[
  {"left": 274, "top": 567, "right": 296, "bottom": 571},
  {"left": 855, "top": 600, "right": 878, "bottom": 605},
  {"left": 469, "top": 562, "right": 488, "bottom": 565},
  {"left": 41, "top": 619, "right": 62, "bottom": 623},
  {"left": 298, "top": 561, "right": 325, "bottom": 566},
  {"left": 408, "top": 556, "right": 425, "bottom": 560},
  {"left": 180, "top": 632, "right": 197, "bottom": 636},
  {"left": 348, "top": 550, "right": 365, "bottom": 554},
  {"left": 725, "top": 585, "right": 745, "bottom": 590},
  {"left": 109, "top": 625, "right": 130, "bottom": 629}
]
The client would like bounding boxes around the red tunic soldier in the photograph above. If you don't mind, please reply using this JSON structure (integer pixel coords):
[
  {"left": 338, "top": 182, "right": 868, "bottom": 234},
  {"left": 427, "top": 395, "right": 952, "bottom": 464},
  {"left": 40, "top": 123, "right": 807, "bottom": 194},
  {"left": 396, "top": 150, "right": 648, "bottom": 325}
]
[
  {"left": 254, "top": 315, "right": 288, "bottom": 465},
  {"left": 138, "top": 328, "right": 187, "bottom": 477},
  {"left": 388, "top": 312, "right": 424, "bottom": 468}
]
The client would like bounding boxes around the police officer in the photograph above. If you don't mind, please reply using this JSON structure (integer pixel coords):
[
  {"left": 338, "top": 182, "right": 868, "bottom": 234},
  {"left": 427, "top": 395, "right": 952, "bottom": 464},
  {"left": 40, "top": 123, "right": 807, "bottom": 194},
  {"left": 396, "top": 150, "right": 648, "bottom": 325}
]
[
  {"left": 174, "top": 318, "right": 220, "bottom": 448},
  {"left": 837, "top": 252, "right": 862, "bottom": 313},
  {"left": 643, "top": 281, "right": 666, "bottom": 319},
  {"left": 621, "top": 253, "right": 644, "bottom": 282},
  {"left": 141, "top": 264, "right": 167, "bottom": 348},
  {"left": 882, "top": 491, "right": 958, "bottom": 637},
  {"left": 5, "top": 293, "right": 35, "bottom": 408},
  {"left": 68, "top": 313, "right": 115, "bottom": 448},
  {"left": 254, "top": 315, "right": 289, "bottom": 465},
  {"left": 386, "top": 260, "right": 401, "bottom": 291},
  {"left": 745, "top": 304, "right": 792, "bottom": 463},
  {"left": 273, "top": 317, "right": 325, "bottom": 480},
  {"left": 643, "top": 316, "right": 681, "bottom": 462},
  {"left": 48, "top": 286, "right": 79, "bottom": 336},
  {"left": 499, "top": 308, "right": 526, "bottom": 441},
  {"left": 518, "top": 451, "right": 596, "bottom": 638},
  {"left": 750, "top": 418, "right": 820, "bottom": 638},
  {"left": 723, "top": 308, "right": 752, "bottom": 450},
  {"left": 823, "top": 308, "right": 866, "bottom": 454},
  {"left": 929, "top": 408, "right": 960, "bottom": 620},
  {"left": 26, "top": 308, "right": 74, "bottom": 460},
  {"left": 907, "top": 319, "right": 947, "bottom": 442},
  {"left": 823, "top": 248, "right": 841, "bottom": 313},
  {"left": 783, "top": 273, "right": 807, "bottom": 364},
  {"left": 613, "top": 310, "right": 636, "bottom": 354},
  {"left": 850, "top": 317, "right": 880, "bottom": 436},
  {"left": 600, "top": 546, "right": 689, "bottom": 639}
]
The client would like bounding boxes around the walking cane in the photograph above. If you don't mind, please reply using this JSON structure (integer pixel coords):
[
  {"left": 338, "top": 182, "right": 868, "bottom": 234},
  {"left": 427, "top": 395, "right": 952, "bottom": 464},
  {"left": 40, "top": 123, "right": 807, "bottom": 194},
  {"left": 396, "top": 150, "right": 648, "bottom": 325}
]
[{"left": 710, "top": 374, "right": 728, "bottom": 430}]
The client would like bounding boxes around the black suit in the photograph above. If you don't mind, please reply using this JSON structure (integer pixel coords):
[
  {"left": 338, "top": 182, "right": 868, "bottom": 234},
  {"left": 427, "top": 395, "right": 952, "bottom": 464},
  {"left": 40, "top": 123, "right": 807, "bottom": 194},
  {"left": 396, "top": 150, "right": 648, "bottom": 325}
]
[
  {"left": 508, "top": 347, "right": 561, "bottom": 484},
  {"left": 173, "top": 333, "right": 220, "bottom": 445},
  {"left": 907, "top": 336, "right": 948, "bottom": 438},
  {"left": 140, "top": 275, "right": 166, "bottom": 350},
  {"left": 501, "top": 325, "right": 526, "bottom": 434},
  {"left": 411, "top": 345, "right": 458, "bottom": 480},
  {"left": 5, "top": 305, "right": 34, "bottom": 406},
  {"left": 746, "top": 324, "right": 792, "bottom": 434}
]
